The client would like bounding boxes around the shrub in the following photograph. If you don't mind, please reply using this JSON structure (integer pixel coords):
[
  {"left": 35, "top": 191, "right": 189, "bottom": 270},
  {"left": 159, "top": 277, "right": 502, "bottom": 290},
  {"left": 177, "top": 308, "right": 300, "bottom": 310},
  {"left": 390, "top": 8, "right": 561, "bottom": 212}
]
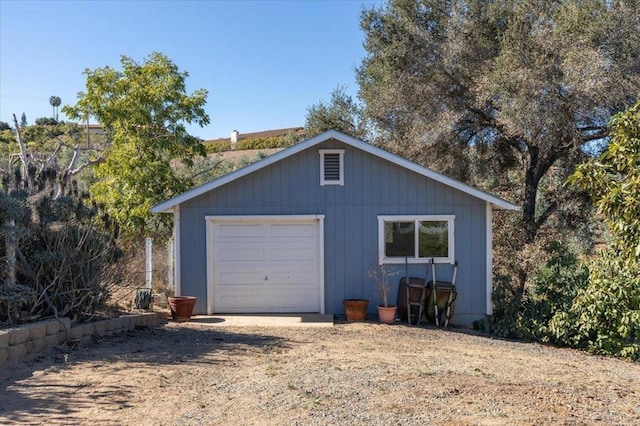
[
  {"left": 521, "top": 242, "right": 589, "bottom": 341},
  {"left": 0, "top": 193, "right": 121, "bottom": 325},
  {"left": 488, "top": 242, "right": 589, "bottom": 341},
  {"left": 549, "top": 249, "right": 640, "bottom": 360},
  {"left": 236, "top": 136, "right": 288, "bottom": 150},
  {"left": 205, "top": 141, "right": 231, "bottom": 154}
]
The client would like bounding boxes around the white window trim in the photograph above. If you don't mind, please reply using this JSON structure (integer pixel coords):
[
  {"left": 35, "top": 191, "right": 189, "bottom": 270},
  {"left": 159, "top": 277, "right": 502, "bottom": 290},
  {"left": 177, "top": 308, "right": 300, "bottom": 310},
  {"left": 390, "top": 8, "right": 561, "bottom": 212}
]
[
  {"left": 319, "top": 149, "right": 344, "bottom": 186},
  {"left": 377, "top": 215, "right": 455, "bottom": 265}
]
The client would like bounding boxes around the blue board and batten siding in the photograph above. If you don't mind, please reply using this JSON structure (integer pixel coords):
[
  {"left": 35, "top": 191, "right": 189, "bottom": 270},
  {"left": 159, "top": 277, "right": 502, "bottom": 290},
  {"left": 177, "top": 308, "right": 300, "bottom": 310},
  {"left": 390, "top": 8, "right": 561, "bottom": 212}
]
[{"left": 177, "top": 137, "right": 489, "bottom": 324}]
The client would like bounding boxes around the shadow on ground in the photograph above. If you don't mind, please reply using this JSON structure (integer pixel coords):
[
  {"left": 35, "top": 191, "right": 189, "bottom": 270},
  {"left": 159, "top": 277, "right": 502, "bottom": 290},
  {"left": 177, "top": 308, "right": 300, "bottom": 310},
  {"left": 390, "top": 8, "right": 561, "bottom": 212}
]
[{"left": 0, "top": 323, "right": 288, "bottom": 424}]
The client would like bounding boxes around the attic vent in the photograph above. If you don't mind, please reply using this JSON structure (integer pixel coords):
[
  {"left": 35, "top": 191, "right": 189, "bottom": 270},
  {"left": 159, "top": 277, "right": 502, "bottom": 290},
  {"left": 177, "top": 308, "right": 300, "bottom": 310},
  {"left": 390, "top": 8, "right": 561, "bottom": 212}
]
[{"left": 320, "top": 149, "right": 344, "bottom": 186}]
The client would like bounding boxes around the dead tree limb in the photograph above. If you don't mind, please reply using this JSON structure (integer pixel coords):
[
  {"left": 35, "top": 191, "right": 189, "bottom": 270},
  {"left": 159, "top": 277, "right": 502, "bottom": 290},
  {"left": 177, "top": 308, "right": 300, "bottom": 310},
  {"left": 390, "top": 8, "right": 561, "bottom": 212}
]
[{"left": 11, "top": 113, "right": 34, "bottom": 190}]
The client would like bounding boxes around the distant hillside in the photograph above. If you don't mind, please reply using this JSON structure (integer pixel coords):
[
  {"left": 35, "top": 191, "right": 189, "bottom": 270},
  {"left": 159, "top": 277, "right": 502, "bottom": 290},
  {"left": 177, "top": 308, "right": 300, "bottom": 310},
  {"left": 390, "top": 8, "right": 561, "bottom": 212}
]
[{"left": 204, "top": 127, "right": 305, "bottom": 153}]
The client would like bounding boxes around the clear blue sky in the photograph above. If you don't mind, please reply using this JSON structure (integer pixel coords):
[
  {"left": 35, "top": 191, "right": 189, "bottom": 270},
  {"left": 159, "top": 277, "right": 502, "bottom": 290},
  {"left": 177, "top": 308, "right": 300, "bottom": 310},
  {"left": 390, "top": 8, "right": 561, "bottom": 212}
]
[{"left": 0, "top": 0, "right": 383, "bottom": 140}]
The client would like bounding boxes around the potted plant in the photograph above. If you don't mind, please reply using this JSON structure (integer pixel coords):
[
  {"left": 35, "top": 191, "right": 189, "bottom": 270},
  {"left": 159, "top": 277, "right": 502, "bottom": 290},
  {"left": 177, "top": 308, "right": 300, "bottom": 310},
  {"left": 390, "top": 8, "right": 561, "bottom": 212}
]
[
  {"left": 370, "top": 263, "right": 399, "bottom": 324},
  {"left": 343, "top": 298, "right": 369, "bottom": 322},
  {"left": 167, "top": 296, "right": 197, "bottom": 322}
]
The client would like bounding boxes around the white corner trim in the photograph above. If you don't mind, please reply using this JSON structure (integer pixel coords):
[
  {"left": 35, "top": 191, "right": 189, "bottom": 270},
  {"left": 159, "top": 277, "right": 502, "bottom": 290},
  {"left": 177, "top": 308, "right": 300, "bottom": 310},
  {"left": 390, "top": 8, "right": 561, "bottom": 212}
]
[
  {"left": 486, "top": 202, "right": 493, "bottom": 315},
  {"left": 205, "top": 217, "right": 215, "bottom": 315},
  {"left": 173, "top": 205, "right": 181, "bottom": 296},
  {"left": 318, "top": 216, "right": 325, "bottom": 315}
]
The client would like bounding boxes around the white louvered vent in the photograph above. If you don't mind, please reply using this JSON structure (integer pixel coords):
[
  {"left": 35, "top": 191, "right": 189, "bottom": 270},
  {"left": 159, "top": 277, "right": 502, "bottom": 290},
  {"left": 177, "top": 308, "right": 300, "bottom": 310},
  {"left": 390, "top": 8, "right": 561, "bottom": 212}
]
[
  {"left": 320, "top": 149, "right": 344, "bottom": 186},
  {"left": 324, "top": 153, "right": 340, "bottom": 181}
]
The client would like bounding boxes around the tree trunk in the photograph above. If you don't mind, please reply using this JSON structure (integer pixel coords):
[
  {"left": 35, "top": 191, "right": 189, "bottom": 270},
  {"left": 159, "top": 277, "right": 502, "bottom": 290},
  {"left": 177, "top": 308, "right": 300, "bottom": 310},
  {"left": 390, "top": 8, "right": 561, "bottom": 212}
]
[
  {"left": 5, "top": 219, "right": 16, "bottom": 288},
  {"left": 522, "top": 146, "right": 541, "bottom": 243},
  {"left": 522, "top": 144, "right": 561, "bottom": 243},
  {"left": 12, "top": 113, "right": 34, "bottom": 190}
]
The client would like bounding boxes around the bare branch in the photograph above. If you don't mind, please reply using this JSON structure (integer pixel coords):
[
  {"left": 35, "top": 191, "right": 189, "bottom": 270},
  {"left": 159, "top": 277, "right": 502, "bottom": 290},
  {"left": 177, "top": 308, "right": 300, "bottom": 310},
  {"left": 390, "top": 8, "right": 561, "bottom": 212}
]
[
  {"left": 11, "top": 113, "right": 33, "bottom": 189},
  {"left": 70, "top": 156, "right": 104, "bottom": 176}
]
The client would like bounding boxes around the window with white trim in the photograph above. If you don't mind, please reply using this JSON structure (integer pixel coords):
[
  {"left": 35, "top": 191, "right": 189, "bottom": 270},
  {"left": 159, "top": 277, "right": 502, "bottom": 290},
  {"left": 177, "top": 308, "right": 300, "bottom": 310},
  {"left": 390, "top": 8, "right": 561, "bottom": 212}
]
[
  {"left": 377, "top": 215, "right": 455, "bottom": 264},
  {"left": 320, "top": 149, "right": 344, "bottom": 186}
]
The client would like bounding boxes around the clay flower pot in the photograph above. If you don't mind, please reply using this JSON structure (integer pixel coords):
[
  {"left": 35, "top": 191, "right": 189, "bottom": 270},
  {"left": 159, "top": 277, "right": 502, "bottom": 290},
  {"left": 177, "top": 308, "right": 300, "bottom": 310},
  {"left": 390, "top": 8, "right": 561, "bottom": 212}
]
[
  {"left": 343, "top": 299, "right": 369, "bottom": 322},
  {"left": 377, "top": 305, "right": 397, "bottom": 324},
  {"left": 168, "top": 296, "right": 197, "bottom": 322}
]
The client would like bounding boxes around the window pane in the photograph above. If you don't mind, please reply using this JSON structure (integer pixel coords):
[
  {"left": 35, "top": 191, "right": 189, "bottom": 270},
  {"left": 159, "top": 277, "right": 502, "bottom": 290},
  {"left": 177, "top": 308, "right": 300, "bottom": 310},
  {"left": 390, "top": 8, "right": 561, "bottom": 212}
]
[
  {"left": 418, "top": 221, "right": 448, "bottom": 258},
  {"left": 384, "top": 221, "right": 415, "bottom": 257}
]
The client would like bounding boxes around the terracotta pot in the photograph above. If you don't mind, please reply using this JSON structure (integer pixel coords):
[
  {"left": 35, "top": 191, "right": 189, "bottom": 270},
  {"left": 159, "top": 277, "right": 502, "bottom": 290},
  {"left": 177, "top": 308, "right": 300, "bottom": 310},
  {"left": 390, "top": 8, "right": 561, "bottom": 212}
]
[
  {"left": 343, "top": 299, "right": 369, "bottom": 322},
  {"left": 168, "top": 296, "right": 197, "bottom": 322},
  {"left": 377, "top": 305, "right": 397, "bottom": 324}
]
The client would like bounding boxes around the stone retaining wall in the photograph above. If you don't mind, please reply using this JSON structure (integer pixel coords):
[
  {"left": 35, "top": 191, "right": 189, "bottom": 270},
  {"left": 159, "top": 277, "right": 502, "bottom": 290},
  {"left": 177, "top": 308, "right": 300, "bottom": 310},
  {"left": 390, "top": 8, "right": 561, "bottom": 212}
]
[{"left": 0, "top": 312, "right": 164, "bottom": 366}]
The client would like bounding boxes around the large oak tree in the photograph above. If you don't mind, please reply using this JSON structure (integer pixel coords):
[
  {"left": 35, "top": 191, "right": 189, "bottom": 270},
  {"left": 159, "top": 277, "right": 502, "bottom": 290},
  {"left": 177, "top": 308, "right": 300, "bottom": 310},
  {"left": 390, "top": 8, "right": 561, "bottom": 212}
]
[{"left": 357, "top": 0, "right": 640, "bottom": 243}]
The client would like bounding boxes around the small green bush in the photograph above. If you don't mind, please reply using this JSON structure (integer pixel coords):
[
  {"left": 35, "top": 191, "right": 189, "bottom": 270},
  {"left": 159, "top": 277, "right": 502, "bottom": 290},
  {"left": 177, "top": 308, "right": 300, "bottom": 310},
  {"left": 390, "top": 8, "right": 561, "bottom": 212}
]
[
  {"left": 236, "top": 136, "right": 288, "bottom": 150},
  {"left": 204, "top": 131, "right": 304, "bottom": 154},
  {"left": 205, "top": 141, "right": 231, "bottom": 154}
]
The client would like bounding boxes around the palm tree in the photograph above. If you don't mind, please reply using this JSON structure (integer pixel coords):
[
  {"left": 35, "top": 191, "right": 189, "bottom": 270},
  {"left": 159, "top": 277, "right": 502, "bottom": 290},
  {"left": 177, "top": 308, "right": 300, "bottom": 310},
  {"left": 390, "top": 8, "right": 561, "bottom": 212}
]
[{"left": 49, "top": 96, "right": 61, "bottom": 122}]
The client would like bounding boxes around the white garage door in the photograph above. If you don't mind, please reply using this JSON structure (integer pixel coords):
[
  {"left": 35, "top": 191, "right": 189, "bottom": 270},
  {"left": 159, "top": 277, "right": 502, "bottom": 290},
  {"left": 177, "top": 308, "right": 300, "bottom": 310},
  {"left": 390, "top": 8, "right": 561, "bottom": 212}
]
[{"left": 210, "top": 217, "right": 322, "bottom": 313}]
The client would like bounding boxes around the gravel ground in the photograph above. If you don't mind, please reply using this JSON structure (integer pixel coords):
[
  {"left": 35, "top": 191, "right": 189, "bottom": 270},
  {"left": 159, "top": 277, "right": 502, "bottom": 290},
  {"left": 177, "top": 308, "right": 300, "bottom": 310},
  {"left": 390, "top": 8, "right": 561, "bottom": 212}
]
[{"left": 1, "top": 320, "right": 639, "bottom": 425}]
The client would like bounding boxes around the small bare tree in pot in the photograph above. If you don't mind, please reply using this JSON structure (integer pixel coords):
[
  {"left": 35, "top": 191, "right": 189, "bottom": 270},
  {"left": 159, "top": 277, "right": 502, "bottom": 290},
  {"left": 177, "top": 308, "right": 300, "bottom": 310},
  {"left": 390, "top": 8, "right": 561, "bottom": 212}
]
[{"left": 369, "top": 263, "right": 400, "bottom": 324}]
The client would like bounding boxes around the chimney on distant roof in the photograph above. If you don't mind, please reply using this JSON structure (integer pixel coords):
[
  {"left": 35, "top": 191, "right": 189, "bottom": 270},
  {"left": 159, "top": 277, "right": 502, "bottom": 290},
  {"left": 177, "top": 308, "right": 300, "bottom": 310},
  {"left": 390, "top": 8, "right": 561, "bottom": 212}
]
[{"left": 230, "top": 130, "right": 239, "bottom": 150}]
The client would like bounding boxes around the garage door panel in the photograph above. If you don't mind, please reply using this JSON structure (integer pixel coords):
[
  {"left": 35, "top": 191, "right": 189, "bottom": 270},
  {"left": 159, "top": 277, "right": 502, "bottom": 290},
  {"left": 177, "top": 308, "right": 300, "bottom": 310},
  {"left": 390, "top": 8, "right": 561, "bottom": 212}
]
[
  {"left": 217, "top": 293, "right": 317, "bottom": 312},
  {"left": 217, "top": 224, "right": 264, "bottom": 238},
  {"left": 262, "top": 272, "right": 317, "bottom": 285},
  {"left": 217, "top": 271, "right": 316, "bottom": 286},
  {"left": 212, "top": 219, "right": 321, "bottom": 313},
  {"left": 268, "top": 245, "right": 317, "bottom": 261},
  {"left": 268, "top": 223, "right": 317, "bottom": 238},
  {"left": 216, "top": 245, "right": 264, "bottom": 262},
  {"left": 217, "top": 271, "right": 268, "bottom": 285}
]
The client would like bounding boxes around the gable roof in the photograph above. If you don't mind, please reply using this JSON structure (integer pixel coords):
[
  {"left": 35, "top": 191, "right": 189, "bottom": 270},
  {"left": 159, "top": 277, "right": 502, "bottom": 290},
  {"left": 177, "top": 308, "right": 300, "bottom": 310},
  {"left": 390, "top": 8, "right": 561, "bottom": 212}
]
[{"left": 152, "top": 130, "right": 519, "bottom": 213}]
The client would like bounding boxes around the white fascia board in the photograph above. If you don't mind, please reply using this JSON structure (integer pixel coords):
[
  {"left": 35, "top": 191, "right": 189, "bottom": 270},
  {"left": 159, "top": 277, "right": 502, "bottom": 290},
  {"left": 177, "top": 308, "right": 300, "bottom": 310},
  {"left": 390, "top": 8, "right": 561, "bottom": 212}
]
[{"left": 151, "top": 129, "right": 520, "bottom": 213}]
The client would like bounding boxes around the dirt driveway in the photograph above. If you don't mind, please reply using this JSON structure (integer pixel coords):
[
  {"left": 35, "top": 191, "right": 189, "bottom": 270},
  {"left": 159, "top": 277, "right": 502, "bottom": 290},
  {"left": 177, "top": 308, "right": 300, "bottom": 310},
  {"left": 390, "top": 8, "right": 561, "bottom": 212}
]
[{"left": 1, "top": 320, "right": 639, "bottom": 425}]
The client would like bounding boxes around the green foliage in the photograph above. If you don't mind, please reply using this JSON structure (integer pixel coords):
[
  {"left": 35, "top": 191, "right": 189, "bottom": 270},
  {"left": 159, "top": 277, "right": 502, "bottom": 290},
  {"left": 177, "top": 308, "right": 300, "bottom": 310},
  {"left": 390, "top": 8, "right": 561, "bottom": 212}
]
[
  {"left": 521, "top": 242, "right": 590, "bottom": 340},
  {"left": 569, "top": 100, "right": 640, "bottom": 262},
  {"left": 484, "top": 274, "right": 521, "bottom": 337},
  {"left": 0, "top": 129, "right": 13, "bottom": 145},
  {"left": 357, "top": 0, "right": 640, "bottom": 243},
  {"left": 204, "top": 132, "right": 303, "bottom": 154},
  {"left": 0, "top": 121, "right": 10, "bottom": 131},
  {"left": 205, "top": 141, "right": 231, "bottom": 153},
  {"left": 34, "top": 117, "right": 59, "bottom": 126},
  {"left": 489, "top": 242, "right": 589, "bottom": 340},
  {"left": 549, "top": 249, "right": 640, "bottom": 360},
  {"left": 20, "top": 113, "right": 27, "bottom": 128},
  {"left": 305, "top": 85, "right": 368, "bottom": 140},
  {"left": 236, "top": 136, "right": 290, "bottom": 150},
  {"left": 63, "top": 52, "right": 209, "bottom": 237}
]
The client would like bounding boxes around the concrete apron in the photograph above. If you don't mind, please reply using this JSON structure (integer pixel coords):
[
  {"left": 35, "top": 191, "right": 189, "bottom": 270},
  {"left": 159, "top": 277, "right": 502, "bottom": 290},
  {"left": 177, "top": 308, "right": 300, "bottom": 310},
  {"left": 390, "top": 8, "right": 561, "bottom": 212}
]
[{"left": 187, "top": 313, "right": 335, "bottom": 328}]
